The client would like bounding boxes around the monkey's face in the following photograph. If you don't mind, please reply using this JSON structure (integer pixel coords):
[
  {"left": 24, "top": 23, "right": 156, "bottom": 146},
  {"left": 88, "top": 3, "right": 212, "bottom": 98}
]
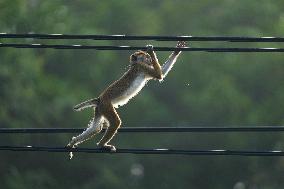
[{"left": 130, "top": 51, "right": 152, "bottom": 65}]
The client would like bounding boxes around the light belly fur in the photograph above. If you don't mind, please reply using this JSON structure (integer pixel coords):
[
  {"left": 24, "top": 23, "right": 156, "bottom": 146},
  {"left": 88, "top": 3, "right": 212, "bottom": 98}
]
[{"left": 112, "top": 74, "right": 149, "bottom": 108}]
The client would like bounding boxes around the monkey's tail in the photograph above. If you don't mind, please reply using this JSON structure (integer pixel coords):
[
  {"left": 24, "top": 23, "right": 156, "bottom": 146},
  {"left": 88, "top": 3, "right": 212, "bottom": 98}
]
[{"left": 73, "top": 98, "right": 99, "bottom": 111}]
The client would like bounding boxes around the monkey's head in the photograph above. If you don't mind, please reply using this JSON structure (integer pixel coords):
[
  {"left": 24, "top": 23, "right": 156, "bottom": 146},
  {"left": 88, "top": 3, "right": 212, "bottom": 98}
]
[{"left": 130, "top": 51, "right": 152, "bottom": 65}]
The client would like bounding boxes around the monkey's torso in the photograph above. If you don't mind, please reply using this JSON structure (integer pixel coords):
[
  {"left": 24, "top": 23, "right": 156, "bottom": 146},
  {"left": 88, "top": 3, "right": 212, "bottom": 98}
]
[{"left": 99, "top": 65, "right": 152, "bottom": 108}]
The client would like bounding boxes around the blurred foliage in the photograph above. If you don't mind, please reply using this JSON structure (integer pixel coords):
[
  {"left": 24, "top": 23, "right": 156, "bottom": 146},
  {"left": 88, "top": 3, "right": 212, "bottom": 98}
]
[{"left": 0, "top": 0, "right": 284, "bottom": 188}]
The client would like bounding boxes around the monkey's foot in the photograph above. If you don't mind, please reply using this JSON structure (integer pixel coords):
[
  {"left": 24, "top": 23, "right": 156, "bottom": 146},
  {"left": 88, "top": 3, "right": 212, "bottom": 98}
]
[
  {"left": 99, "top": 144, "right": 116, "bottom": 152},
  {"left": 65, "top": 145, "right": 74, "bottom": 160},
  {"left": 67, "top": 137, "right": 78, "bottom": 147},
  {"left": 66, "top": 137, "right": 78, "bottom": 159}
]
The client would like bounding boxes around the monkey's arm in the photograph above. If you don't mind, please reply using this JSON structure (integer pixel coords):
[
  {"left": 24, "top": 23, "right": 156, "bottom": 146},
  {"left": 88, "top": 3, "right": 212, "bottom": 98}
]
[
  {"left": 147, "top": 45, "right": 163, "bottom": 79},
  {"left": 137, "top": 45, "right": 163, "bottom": 79},
  {"left": 138, "top": 63, "right": 163, "bottom": 80},
  {"left": 161, "top": 41, "right": 186, "bottom": 81}
]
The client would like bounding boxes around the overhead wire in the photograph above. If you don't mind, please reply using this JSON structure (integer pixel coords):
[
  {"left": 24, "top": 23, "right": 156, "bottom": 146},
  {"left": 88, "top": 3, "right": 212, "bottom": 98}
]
[
  {"left": 1, "top": 126, "right": 284, "bottom": 134},
  {"left": 1, "top": 33, "right": 283, "bottom": 52},
  {"left": 0, "top": 43, "right": 284, "bottom": 52},
  {"left": 0, "top": 145, "right": 283, "bottom": 156},
  {"left": 1, "top": 33, "right": 284, "bottom": 42}
]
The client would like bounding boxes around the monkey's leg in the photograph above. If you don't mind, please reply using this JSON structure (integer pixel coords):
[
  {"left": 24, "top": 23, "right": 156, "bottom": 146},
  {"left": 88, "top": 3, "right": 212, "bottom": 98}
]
[
  {"left": 67, "top": 115, "right": 104, "bottom": 148},
  {"left": 67, "top": 114, "right": 104, "bottom": 159},
  {"left": 67, "top": 115, "right": 104, "bottom": 159},
  {"left": 97, "top": 103, "right": 121, "bottom": 152}
]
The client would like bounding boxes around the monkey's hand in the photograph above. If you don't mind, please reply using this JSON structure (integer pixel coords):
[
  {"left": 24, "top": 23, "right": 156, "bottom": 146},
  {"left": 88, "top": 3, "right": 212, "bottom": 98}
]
[
  {"left": 146, "top": 44, "right": 154, "bottom": 54},
  {"left": 177, "top": 41, "right": 186, "bottom": 47},
  {"left": 174, "top": 41, "right": 187, "bottom": 54}
]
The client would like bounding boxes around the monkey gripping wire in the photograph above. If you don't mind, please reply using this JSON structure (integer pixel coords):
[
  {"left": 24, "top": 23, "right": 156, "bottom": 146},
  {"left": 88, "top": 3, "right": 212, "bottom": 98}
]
[
  {"left": 1, "top": 33, "right": 284, "bottom": 42},
  {"left": 1, "top": 34, "right": 284, "bottom": 156}
]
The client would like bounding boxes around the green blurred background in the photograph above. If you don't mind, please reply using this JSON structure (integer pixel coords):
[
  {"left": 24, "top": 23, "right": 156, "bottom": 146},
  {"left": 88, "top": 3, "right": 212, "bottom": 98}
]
[{"left": 1, "top": 0, "right": 284, "bottom": 188}]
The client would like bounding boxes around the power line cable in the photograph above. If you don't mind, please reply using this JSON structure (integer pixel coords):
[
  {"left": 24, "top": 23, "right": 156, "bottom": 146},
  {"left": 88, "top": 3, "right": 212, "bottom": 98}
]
[
  {"left": 1, "top": 126, "right": 284, "bottom": 134},
  {"left": 0, "top": 43, "right": 284, "bottom": 52},
  {"left": 0, "top": 145, "right": 283, "bottom": 156},
  {"left": 1, "top": 33, "right": 284, "bottom": 42}
]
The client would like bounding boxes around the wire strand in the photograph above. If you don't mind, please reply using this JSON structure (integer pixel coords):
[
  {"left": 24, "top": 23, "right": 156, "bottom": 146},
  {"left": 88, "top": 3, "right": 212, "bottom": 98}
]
[
  {"left": 1, "top": 126, "right": 284, "bottom": 134},
  {"left": 0, "top": 43, "right": 284, "bottom": 52},
  {"left": 0, "top": 145, "right": 283, "bottom": 156},
  {"left": 1, "top": 33, "right": 284, "bottom": 42}
]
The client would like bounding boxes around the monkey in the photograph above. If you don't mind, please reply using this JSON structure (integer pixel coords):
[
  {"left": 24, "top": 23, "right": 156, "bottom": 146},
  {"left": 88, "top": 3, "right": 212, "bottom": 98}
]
[{"left": 67, "top": 41, "right": 187, "bottom": 159}]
